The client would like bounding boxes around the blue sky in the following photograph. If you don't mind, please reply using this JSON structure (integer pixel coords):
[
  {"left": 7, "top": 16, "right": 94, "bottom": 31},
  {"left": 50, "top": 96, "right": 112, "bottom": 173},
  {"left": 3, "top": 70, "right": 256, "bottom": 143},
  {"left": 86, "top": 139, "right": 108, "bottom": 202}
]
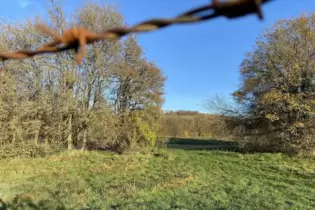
[{"left": 0, "top": 0, "right": 314, "bottom": 112}]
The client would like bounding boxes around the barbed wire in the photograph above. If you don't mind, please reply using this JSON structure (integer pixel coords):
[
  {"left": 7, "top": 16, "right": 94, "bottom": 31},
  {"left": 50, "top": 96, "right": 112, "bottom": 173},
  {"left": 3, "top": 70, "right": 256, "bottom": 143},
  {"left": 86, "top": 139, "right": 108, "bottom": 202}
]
[{"left": 0, "top": 0, "right": 274, "bottom": 66}]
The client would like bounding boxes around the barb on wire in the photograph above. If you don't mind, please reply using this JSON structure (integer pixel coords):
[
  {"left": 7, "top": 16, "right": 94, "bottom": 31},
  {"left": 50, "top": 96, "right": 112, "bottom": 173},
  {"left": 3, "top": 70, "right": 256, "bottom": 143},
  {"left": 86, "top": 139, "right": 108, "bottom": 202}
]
[{"left": 0, "top": 0, "right": 274, "bottom": 66}]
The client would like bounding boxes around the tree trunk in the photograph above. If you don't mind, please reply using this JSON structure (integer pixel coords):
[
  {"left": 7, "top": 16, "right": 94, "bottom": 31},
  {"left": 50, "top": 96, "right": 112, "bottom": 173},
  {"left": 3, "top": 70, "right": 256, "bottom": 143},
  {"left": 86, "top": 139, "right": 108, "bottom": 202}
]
[
  {"left": 33, "top": 120, "right": 41, "bottom": 145},
  {"left": 81, "top": 125, "right": 88, "bottom": 151},
  {"left": 67, "top": 114, "right": 73, "bottom": 150},
  {"left": 34, "top": 129, "right": 39, "bottom": 145},
  {"left": 58, "top": 122, "right": 62, "bottom": 143},
  {"left": 44, "top": 136, "right": 49, "bottom": 147},
  {"left": 0, "top": 124, "right": 3, "bottom": 146},
  {"left": 11, "top": 115, "right": 17, "bottom": 144}
]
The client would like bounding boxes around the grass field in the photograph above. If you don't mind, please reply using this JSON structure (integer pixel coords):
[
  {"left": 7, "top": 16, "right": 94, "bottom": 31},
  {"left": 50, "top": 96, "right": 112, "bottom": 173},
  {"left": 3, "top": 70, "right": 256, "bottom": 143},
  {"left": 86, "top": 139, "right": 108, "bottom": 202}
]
[{"left": 1, "top": 138, "right": 315, "bottom": 209}]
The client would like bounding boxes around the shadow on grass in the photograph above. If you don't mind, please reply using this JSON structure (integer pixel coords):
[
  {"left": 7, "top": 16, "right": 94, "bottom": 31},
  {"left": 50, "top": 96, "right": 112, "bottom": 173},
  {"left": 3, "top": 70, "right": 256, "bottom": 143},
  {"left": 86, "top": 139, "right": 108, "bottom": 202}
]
[
  {"left": 0, "top": 193, "right": 66, "bottom": 210},
  {"left": 167, "top": 137, "right": 240, "bottom": 152}
]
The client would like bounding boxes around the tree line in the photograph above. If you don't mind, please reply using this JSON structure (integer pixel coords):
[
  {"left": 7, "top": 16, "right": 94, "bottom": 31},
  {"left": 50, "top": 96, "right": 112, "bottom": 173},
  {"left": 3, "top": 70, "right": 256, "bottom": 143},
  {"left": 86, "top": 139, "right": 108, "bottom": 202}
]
[
  {"left": 0, "top": 0, "right": 165, "bottom": 156},
  {"left": 0, "top": 0, "right": 314, "bottom": 157},
  {"left": 158, "top": 110, "right": 228, "bottom": 139}
]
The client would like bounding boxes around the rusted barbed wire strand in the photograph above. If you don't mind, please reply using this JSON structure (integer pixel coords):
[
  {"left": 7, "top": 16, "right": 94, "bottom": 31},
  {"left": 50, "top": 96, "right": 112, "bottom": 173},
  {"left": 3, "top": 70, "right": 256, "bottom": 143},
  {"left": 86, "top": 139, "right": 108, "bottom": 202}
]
[{"left": 0, "top": 0, "right": 274, "bottom": 66}]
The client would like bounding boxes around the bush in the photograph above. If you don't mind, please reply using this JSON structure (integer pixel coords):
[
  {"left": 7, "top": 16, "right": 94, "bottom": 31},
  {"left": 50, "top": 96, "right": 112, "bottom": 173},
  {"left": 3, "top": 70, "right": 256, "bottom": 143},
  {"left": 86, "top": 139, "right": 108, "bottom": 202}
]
[
  {"left": 85, "top": 107, "right": 163, "bottom": 154},
  {"left": 0, "top": 142, "right": 59, "bottom": 159}
]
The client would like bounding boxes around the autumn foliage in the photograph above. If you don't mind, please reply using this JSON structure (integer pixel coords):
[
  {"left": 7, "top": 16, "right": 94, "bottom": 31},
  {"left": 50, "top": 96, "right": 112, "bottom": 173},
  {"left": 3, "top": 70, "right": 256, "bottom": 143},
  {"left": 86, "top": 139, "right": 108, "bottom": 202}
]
[
  {"left": 0, "top": 1, "right": 314, "bottom": 157},
  {"left": 0, "top": 1, "right": 165, "bottom": 156},
  {"left": 230, "top": 13, "right": 315, "bottom": 154},
  {"left": 158, "top": 111, "right": 228, "bottom": 139}
]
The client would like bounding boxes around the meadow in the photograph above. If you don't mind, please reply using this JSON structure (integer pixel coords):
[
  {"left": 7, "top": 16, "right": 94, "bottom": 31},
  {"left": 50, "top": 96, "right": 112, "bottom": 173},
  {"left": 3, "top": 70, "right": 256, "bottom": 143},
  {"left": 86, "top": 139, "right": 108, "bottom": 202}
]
[
  {"left": 1, "top": 138, "right": 315, "bottom": 210},
  {"left": 0, "top": 1, "right": 314, "bottom": 209}
]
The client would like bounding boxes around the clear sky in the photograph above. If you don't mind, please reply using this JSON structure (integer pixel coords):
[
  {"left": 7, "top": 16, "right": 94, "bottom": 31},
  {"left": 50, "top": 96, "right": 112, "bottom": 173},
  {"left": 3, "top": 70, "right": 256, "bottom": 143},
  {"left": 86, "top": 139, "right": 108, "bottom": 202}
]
[{"left": 0, "top": 0, "right": 314, "bottom": 112}]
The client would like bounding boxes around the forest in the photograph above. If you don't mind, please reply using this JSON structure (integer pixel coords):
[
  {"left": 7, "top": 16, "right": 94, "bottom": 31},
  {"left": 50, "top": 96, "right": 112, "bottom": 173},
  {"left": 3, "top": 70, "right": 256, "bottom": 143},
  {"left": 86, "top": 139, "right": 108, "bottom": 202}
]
[{"left": 0, "top": 1, "right": 167, "bottom": 156}]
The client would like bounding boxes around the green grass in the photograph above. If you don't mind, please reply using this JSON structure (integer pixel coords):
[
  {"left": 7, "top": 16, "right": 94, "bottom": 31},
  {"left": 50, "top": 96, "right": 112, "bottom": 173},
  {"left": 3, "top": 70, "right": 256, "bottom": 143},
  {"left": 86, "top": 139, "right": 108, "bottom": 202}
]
[{"left": 1, "top": 145, "right": 315, "bottom": 209}]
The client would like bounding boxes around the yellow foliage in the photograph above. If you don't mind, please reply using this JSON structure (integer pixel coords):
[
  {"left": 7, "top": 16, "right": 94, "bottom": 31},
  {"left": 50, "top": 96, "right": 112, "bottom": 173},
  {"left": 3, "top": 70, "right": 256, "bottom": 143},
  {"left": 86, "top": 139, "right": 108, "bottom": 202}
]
[
  {"left": 134, "top": 114, "right": 157, "bottom": 147},
  {"left": 183, "top": 131, "right": 189, "bottom": 138},
  {"left": 265, "top": 114, "right": 279, "bottom": 122}
]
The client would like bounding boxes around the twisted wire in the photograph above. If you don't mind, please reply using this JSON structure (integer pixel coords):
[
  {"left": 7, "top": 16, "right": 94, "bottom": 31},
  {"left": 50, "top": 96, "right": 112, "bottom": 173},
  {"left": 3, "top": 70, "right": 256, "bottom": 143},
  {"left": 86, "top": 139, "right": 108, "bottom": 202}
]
[{"left": 0, "top": 0, "right": 274, "bottom": 66}]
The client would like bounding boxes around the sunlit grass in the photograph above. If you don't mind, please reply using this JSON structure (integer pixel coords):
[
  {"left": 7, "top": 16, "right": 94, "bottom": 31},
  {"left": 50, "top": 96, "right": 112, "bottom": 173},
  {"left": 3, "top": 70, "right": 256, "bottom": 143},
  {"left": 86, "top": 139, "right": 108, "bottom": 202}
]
[{"left": 1, "top": 148, "right": 315, "bottom": 209}]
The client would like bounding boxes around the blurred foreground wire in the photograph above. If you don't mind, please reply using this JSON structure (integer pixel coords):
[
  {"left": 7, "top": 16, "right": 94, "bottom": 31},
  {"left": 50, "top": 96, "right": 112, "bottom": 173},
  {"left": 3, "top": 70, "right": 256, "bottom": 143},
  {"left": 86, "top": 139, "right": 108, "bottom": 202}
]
[{"left": 0, "top": 0, "right": 274, "bottom": 66}]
